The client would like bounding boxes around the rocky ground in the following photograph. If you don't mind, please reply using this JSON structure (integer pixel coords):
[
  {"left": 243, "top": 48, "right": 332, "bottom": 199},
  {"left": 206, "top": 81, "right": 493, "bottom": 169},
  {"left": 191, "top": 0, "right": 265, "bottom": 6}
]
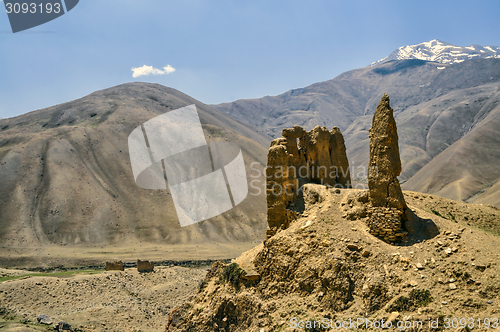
[
  {"left": 167, "top": 187, "right": 500, "bottom": 331},
  {"left": 1, "top": 188, "right": 499, "bottom": 332},
  {"left": 0, "top": 266, "right": 207, "bottom": 332},
  {"left": 403, "top": 192, "right": 500, "bottom": 236}
]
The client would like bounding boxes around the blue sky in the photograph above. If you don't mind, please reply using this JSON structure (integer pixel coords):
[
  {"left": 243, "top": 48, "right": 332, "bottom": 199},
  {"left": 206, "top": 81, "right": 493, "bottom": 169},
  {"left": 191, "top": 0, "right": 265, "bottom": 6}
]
[{"left": 2, "top": 0, "right": 500, "bottom": 118}]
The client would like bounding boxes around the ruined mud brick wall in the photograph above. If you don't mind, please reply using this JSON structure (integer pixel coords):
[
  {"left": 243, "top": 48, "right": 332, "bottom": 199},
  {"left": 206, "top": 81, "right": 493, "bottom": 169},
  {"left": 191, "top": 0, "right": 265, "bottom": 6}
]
[
  {"left": 105, "top": 261, "right": 124, "bottom": 271},
  {"left": 366, "top": 94, "right": 409, "bottom": 242},
  {"left": 137, "top": 259, "right": 154, "bottom": 272},
  {"left": 368, "top": 94, "right": 407, "bottom": 211},
  {"left": 267, "top": 125, "right": 351, "bottom": 233}
]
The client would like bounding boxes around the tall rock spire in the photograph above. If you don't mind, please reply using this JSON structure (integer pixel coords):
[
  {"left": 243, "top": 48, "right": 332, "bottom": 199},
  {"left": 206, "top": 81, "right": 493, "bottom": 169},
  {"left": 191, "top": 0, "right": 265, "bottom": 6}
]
[{"left": 368, "top": 94, "right": 407, "bottom": 212}]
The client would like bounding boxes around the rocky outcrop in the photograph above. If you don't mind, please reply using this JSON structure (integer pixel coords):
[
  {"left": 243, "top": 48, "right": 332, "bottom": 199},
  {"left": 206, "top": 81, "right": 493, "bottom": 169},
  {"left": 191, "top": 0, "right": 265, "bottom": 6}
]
[
  {"left": 105, "top": 261, "right": 124, "bottom": 271},
  {"left": 368, "top": 94, "right": 407, "bottom": 211},
  {"left": 266, "top": 125, "right": 350, "bottom": 232},
  {"left": 137, "top": 259, "right": 154, "bottom": 272}
]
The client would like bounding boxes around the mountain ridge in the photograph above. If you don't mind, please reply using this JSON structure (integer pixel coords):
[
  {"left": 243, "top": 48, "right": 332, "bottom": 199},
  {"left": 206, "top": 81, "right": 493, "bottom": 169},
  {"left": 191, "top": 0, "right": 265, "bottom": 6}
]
[
  {"left": 371, "top": 39, "right": 500, "bottom": 66},
  {"left": 212, "top": 56, "right": 500, "bottom": 208}
]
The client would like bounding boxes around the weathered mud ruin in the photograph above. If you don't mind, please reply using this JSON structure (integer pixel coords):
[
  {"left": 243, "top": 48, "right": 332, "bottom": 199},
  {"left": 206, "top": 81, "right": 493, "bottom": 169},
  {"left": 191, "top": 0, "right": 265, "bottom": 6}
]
[
  {"left": 266, "top": 94, "right": 409, "bottom": 243},
  {"left": 266, "top": 125, "right": 351, "bottom": 236},
  {"left": 366, "top": 94, "right": 408, "bottom": 242}
]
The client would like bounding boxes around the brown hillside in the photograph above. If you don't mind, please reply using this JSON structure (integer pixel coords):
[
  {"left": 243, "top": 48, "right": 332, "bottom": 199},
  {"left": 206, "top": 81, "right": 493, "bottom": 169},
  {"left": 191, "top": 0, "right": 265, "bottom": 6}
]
[{"left": 0, "top": 83, "right": 271, "bottom": 268}]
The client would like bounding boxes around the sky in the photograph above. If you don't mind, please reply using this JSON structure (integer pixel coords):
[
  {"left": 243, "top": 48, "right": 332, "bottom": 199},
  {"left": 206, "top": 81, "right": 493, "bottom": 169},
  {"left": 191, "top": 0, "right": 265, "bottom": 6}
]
[{"left": 2, "top": 0, "right": 500, "bottom": 119}]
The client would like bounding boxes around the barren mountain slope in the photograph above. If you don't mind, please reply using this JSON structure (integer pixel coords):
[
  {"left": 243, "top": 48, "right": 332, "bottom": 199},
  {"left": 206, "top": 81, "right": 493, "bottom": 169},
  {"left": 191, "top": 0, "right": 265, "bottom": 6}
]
[
  {"left": 402, "top": 100, "right": 500, "bottom": 205},
  {"left": 214, "top": 58, "right": 500, "bottom": 207},
  {"left": 0, "top": 83, "right": 271, "bottom": 267},
  {"left": 214, "top": 58, "right": 500, "bottom": 138},
  {"left": 347, "top": 82, "right": 500, "bottom": 204}
]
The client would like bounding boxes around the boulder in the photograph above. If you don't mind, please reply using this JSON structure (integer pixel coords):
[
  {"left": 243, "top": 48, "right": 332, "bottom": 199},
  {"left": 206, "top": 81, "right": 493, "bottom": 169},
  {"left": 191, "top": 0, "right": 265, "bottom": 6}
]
[
  {"left": 36, "top": 314, "right": 52, "bottom": 325},
  {"left": 347, "top": 244, "right": 360, "bottom": 251},
  {"left": 54, "top": 321, "right": 71, "bottom": 331},
  {"left": 361, "top": 250, "right": 371, "bottom": 257}
]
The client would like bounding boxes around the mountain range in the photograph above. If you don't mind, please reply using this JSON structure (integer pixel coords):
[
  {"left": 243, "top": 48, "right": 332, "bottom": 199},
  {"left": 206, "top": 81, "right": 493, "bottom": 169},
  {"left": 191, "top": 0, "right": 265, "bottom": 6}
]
[
  {"left": 1, "top": 40, "right": 500, "bottom": 266},
  {"left": 213, "top": 40, "right": 500, "bottom": 208}
]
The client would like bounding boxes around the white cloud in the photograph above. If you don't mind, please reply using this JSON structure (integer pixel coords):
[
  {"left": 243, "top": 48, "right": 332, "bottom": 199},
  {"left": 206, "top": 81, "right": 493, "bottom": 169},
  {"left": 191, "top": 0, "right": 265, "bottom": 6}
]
[
  {"left": 131, "top": 65, "right": 176, "bottom": 78},
  {"left": 163, "top": 65, "right": 175, "bottom": 74}
]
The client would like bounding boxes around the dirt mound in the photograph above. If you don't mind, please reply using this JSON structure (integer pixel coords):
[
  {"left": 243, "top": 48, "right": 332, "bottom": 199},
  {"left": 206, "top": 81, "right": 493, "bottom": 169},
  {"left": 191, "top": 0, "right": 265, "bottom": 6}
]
[
  {"left": 167, "top": 186, "right": 500, "bottom": 331},
  {"left": 404, "top": 191, "right": 500, "bottom": 236}
]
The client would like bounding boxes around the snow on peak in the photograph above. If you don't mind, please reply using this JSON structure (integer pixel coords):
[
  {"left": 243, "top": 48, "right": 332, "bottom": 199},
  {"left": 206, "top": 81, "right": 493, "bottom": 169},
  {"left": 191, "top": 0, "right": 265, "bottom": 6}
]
[{"left": 371, "top": 40, "right": 500, "bottom": 66}]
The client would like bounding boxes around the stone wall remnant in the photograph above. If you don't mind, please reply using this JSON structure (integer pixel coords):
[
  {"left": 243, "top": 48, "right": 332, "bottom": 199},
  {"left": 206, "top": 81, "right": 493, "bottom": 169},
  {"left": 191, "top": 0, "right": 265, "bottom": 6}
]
[
  {"left": 105, "top": 261, "right": 124, "bottom": 271},
  {"left": 137, "top": 259, "right": 154, "bottom": 272},
  {"left": 366, "top": 207, "right": 408, "bottom": 242}
]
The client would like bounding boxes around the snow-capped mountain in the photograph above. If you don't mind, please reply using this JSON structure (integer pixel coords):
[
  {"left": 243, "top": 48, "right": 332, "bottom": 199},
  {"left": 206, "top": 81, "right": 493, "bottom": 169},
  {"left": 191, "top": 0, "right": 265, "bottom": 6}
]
[{"left": 371, "top": 39, "right": 500, "bottom": 66}]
